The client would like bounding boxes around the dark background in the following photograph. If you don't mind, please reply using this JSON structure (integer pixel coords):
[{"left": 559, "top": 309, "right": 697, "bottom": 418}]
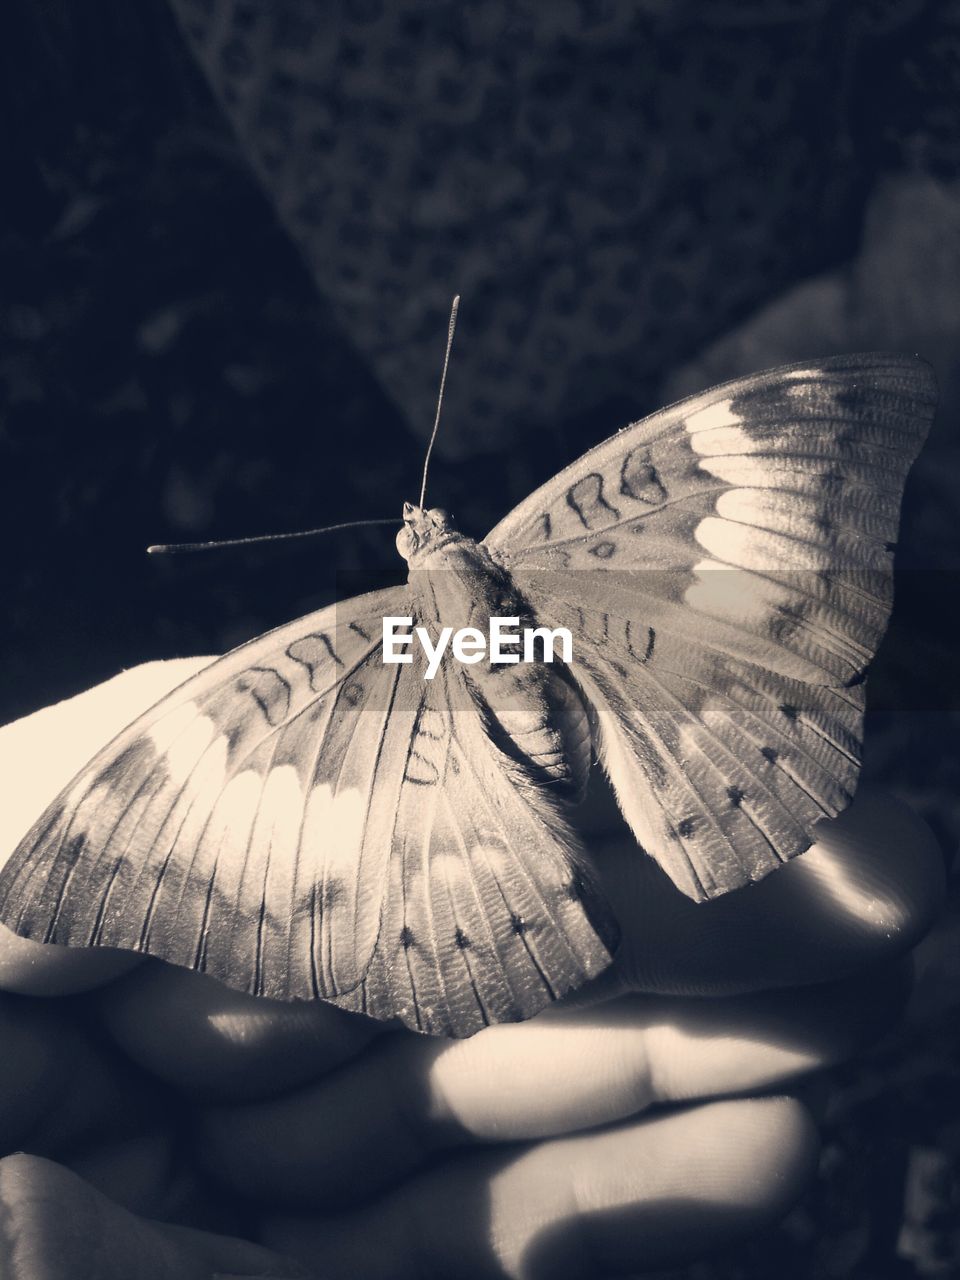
[{"left": 1, "top": 1, "right": 958, "bottom": 1275}]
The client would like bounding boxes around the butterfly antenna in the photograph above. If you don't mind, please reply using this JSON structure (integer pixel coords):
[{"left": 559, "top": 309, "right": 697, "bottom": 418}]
[
  {"left": 418, "top": 294, "right": 460, "bottom": 509},
  {"left": 147, "top": 517, "right": 397, "bottom": 556}
]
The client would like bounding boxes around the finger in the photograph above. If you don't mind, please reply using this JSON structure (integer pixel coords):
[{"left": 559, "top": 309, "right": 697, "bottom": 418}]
[
  {"left": 0, "top": 989, "right": 189, "bottom": 1218},
  {"left": 264, "top": 1095, "right": 818, "bottom": 1280},
  {"left": 103, "top": 778, "right": 931, "bottom": 1121},
  {"left": 0, "top": 925, "right": 141, "bottom": 997},
  {"left": 0, "top": 661, "right": 211, "bottom": 994},
  {"left": 199, "top": 957, "right": 906, "bottom": 1207},
  {"left": 0, "top": 1154, "right": 309, "bottom": 1280},
  {"left": 587, "top": 785, "right": 944, "bottom": 997},
  {"left": 420, "top": 956, "right": 910, "bottom": 1141},
  {"left": 99, "top": 961, "right": 382, "bottom": 1101}
]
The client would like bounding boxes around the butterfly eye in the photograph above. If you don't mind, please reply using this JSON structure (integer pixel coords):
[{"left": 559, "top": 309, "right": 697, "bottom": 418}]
[
  {"left": 428, "top": 508, "right": 452, "bottom": 528},
  {"left": 396, "top": 526, "right": 418, "bottom": 558}
]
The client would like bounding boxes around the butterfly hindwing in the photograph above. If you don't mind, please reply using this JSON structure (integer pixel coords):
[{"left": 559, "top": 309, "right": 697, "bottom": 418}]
[
  {"left": 485, "top": 353, "right": 936, "bottom": 899},
  {"left": 564, "top": 608, "right": 863, "bottom": 899},
  {"left": 332, "top": 653, "right": 617, "bottom": 1036}
]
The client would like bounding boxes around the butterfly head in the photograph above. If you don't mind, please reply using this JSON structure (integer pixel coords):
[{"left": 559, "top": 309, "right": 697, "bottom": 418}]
[{"left": 397, "top": 502, "right": 460, "bottom": 562}]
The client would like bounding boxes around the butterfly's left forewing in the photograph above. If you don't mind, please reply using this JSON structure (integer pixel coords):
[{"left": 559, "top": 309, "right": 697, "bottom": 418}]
[
  {"left": 488, "top": 354, "right": 935, "bottom": 687},
  {"left": 486, "top": 353, "right": 936, "bottom": 900}
]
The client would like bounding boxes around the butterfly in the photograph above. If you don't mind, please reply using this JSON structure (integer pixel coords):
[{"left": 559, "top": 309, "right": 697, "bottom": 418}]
[{"left": 0, "top": 352, "right": 936, "bottom": 1037}]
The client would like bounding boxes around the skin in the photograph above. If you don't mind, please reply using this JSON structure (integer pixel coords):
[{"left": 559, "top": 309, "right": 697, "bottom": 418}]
[{"left": 0, "top": 661, "right": 946, "bottom": 1280}]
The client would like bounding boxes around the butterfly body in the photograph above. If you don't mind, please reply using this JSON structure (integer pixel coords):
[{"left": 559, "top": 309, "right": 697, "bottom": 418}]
[
  {"left": 0, "top": 353, "right": 937, "bottom": 1037},
  {"left": 400, "top": 502, "right": 592, "bottom": 800}
]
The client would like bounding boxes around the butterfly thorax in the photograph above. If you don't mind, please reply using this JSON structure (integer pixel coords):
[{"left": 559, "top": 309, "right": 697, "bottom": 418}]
[
  {"left": 398, "top": 503, "right": 591, "bottom": 800},
  {"left": 398, "top": 502, "right": 539, "bottom": 641}
]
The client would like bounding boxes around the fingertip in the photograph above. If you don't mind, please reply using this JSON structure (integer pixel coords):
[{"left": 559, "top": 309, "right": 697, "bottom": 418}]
[
  {"left": 708, "top": 1093, "right": 820, "bottom": 1218},
  {"left": 612, "top": 788, "right": 945, "bottom": 995},
  {"left": 551, "top": 1095, "right": 820, "bottom": 1275},
  {"left": 798, "top": 787, "right": 946, "bottom": 956},
  {"left": 747, "top": 788, "right": 946, "bottom": 989},
  {"left": 100, "top": 962, "right": 381, "bottom": 1100},
  {"left": 0, "top": 1154, "right": 305, "bottom": 1280},
  {"left": 0, "top": 1153, "right": 204, "bottom": 1280},
  {"left": 0, "top": 922, "right": 142, "bottom": 996}
]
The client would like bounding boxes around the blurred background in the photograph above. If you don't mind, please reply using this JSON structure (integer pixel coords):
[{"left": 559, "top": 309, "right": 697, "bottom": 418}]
[{"left": 1, "top": 1, "right": 958, "bottom": 1274}]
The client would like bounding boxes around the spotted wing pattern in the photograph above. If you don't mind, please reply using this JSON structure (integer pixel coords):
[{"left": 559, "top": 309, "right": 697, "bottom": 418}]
[{"left": 485, "top": 353, "right": 936, "bottom": 899}]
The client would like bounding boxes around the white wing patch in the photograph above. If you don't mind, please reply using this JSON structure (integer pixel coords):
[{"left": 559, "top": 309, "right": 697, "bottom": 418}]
[{"left": 301, "top": 783, "right": 367, "bottom": 880}]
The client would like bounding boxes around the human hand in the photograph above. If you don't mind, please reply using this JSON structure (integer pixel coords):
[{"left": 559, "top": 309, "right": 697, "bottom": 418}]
[{"left": 0, "top": 662, "right": 944, "bottom": 1279}]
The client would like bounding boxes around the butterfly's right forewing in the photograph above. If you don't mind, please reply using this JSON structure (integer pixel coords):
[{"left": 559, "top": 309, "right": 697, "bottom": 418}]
[{"left": 0, "top": 588, "right": 411, "bottom": 1001}]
